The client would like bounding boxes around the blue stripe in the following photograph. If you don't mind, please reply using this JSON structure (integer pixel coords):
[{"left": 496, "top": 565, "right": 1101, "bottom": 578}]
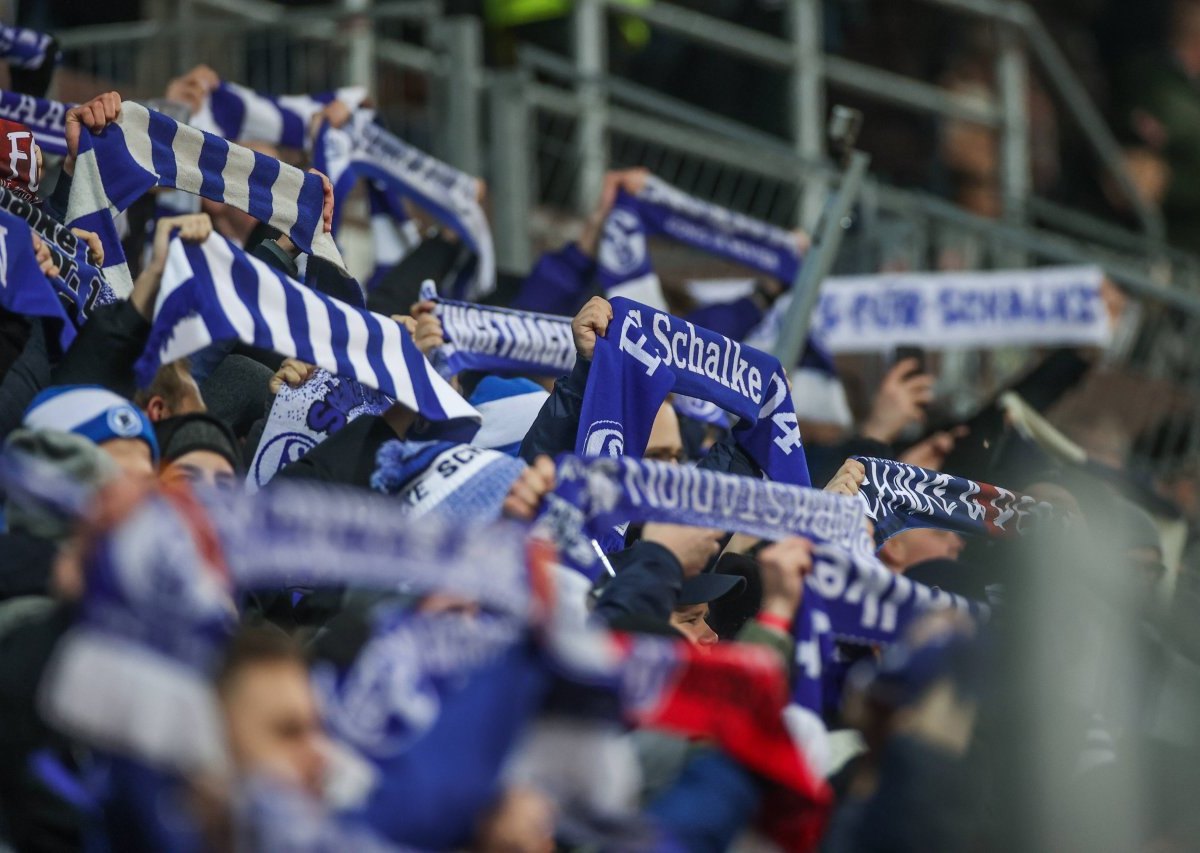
[
  {"left": 227, "top": 247, "right": 266, "bottom": 348},
  {"left": 278, "top": 265, "right": 314, "bottom": 364},
  {"left": 326, "top": 301, "right": 356, "bottom": 380},
  {"left": 86, "top": 122, "right": 155, "bottom": 214},
  {"left": 209, "top": 84, "right": 247, "bottom": 140},
  {"left": 274, "top": 97, "right": 306, "bottom": 150},
  {"left": 361, "top": 314, "right": 391, "bottom": 401},
  {"left": 399, "top": 332, "right": 447, "bottom": 419},
  {"left": 246, "top": 153, "right": 279, "bottom": 227},
  {"left": 197, "top": 134, "right": 229, "bottom": 202},
  {"left": 148, "top": 110, "right": 179, "bottom": 187},
  {"left": 290, "top": 172, "right": 325, "bottom": 252}
]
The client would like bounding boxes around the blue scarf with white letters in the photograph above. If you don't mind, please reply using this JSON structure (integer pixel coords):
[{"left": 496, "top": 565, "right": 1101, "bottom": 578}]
[
  {"left": 853, "top": 456, "right": 1054, "bottom": 546},
  {"left": 0, "top": 25, "right": 58, "bottom": 71},
  {"left": 578, "top": 296, "right": 810, "bottom": 486},
  {"left": 0, "top": 207, "right": 79, "bottom": 347},
  {"left": 0, "top": 90, "right": 69, "bottom": 154},
  {"left": 418, "top": 281, "right": 575, "bottom": 378},
  {"left": 314, "top": 112, "right": 494, "bottom": 300}
]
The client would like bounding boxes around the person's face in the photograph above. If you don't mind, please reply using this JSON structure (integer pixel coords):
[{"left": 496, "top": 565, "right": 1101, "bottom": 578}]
[
  {"left": 220, "top": 660, "right": 327, "bottom": 797},
  {"left": 645, "top": 403, "right": 685, "bottom": 464},
  {"left": 879, "top": 528, "right": 964, "bottom": 573},
  {"left": 160, "top": 449, "right": 237, "bottom": 491},
  {"left": 100, "top": 437, "right": 155, "bottom": 481},
  {"left": 670, "top": 604, "right": 718, "bottom": 646}
]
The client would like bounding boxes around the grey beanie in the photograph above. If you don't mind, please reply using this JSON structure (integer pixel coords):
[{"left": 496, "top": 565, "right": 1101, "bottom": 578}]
[{"left": 4, "top": 428, "right": 118, "bottom": 540}]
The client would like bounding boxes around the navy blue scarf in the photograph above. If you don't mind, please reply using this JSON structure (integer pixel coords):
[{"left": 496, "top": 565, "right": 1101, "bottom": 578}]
[{"left": 578, "top": 296, "right": 810, "bottom": 486}]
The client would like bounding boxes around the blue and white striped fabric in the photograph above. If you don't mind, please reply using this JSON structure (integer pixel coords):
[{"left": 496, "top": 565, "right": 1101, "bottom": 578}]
[
  {"left": 0, "top": 24, "right": 58, "bottom": 70},
  {"left": 419, "top": 281, "right": 576, "bottom": 378},
  {"left": 0, "top": 90, "right": 69, "bottom": 155},
  {"left": 191, "top": 80, "right": 367, "bottom": 150},
  {"left": 468, "top": 376, "right": 549, "bottom": 457},
  {"left": 23, "top": 385, "right": 158, "bottom": 459},
  {"left": 314, "top": 111, "right": 494, "bottom": 299},
  {"left": 136, "top": 234, "right": 480, "bottom": 431},
  {"left": 65, "top": 101, "right": 347, "bottom": 296}
]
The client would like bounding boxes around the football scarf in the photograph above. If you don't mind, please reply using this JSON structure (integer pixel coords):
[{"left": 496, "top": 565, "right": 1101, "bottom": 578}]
[
  {"left": 853, "top": 456, "right": 1054, "bottom": 546},
  {"left": 191, "top": 79, "right": 367, "bottom": 149},
  {"left": 418, "top": 280, "right": 575, "bottom": 377},
  {"left": 578, "top": 296, "right": 810, "bottom": 486},
  {"left": 248, "top": 368, "right": 391, "bottom": 491},
  {"left": 747, "top": 266, "right": 1109, "bottom": 354},
  {"left": 136, "top": 234, "right": 480, "bottom": 432},
  {"left": 0, "top": 186, "right": 116, "bottom": 330},
  {"left": 595, "top": 176, "right": 803, "bottom": 309},
  {"left": 66, "top": 100, "right": 347, "bottom": 295},
  {"left": 370, "top": 439, "right": 528, "bottom": 525},
  {"left": 0, "top": 24, "right": 58, "bottom": 71},
  {"left": 314, "top": 111, "right": 494, "bottom": 299},
  {"left": 0, "top": 90, "right": 69, "bottom": 155},
  {"left": 0, "top": 207, "right": 77, "bottom": 345}
]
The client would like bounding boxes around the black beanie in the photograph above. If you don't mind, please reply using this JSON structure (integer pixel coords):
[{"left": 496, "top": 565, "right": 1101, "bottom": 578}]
[{"left": 154, "top": 413, "right": 241, "bottom": 472}]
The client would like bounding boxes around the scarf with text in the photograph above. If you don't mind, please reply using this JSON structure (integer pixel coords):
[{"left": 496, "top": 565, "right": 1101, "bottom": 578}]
[
  {"left": 579, "top": 297, "right": 810, "bottom": 486},
  {"left": 66, "top": 101, "right": 347, "bottom": 295},
  {"left": 192, "top": 80, "right": 367, "bottom": 150},
  {"left": 370, "top": 439, "right": 528, "bottom": 526},
  {"left": 248, "top": 368, "right": 391, "bottom": 491},
  {"left": 0, "top": 186, "right": 116, "bottom": 331},
  {"left": 594, "top": 176, "right": 802, "bottom": 310},
  {"left": 418, "top": 280, "right": 575, "bottom": 377},
  {"left": 137, "top": 234, "right": 480, "bottom": 433},
  {"left": 0, "top": 24, "right": 58, "bottom": 70},
  {"left": 0, "top": 207, "right": 79, "bottom": 346},
  {"left": 314, "top": 111, "right": 494, "bottom": 300},
  {"left": 0, "top": 90, "right": 69, "bottom": 155},
  {"left": 853, "top": 456, "right": 1053, "bottom": 546}
]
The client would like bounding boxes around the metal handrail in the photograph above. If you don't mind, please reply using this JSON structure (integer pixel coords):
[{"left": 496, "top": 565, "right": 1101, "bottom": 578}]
[{"left": 577, "top": 0, "right": 1164, "bottom": 247}]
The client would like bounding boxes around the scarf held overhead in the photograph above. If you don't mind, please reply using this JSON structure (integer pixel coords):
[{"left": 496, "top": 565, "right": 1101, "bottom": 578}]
[
  {"left": 579, "top": 296, "right": 810, "bottom": 486},
  {"left": 137, "top": 234, "right": 479, "bottom": 432},
  {"left": 66, "top": 100, "right": 347, "bottom": 296},
  {"left": 192, "top": 80, "right": 367, "bottom": 150},
  {"left": 315, "top": 111, "right": 494, "bottom": 300},
  {"left": 0, "top": 90, "right": 69, "bottom": 155}
]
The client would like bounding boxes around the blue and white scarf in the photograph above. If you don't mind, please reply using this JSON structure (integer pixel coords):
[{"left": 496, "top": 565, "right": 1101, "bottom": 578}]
[
  {"left": 0, "top": 207, "right": 78, "bottom": 346},
  {"left": 66, "top": 101, "right": 347, "bottom": 295},
  {"left": 853, "top": 456, "right": 1053, "bottom": 546},
  {"left": 137, "top": 234, "right": 480, "bottom": 432},
  {"left": 579, "top": 296, "right": 810, "bottom": 486},
  {"left": 0, "top": 24, "right": 58, "bottom": 70},
  {"left": 419, "top": 280, "right": 575, "bottom": 378},
  {"left": 748, "top": 266, "right": 1110, "bottom": 354},
  {"left": 314, "top": 111, "right": 494, "bottom": 299},
  {"left": 0, "top": 186, "right": 116, "bottom": 331},
  {"left": 370, "top": 439, "right": 527, "bottom": 526},
  {"left": 0, "top": 90, "right": 69, "bottom": 154},
  {"left": 365, "top": 185, "right": 421, "bottom": 291},
  {"left": 248, "top": 368, "right": 391, "bottom": 491},
  {"left": 596, "top": 176, "right": 803, "bottom": 309},
  {"left": 192, "top": 80, "right": 367, "bottom": 150}
]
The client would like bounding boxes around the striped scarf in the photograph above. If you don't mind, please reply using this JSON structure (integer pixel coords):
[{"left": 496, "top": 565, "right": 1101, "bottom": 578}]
[
  {"left": 191, "top": 80, "right": 367, "bottom": 150},
  {"left": 136, "top": 234, "right": 479, "bottom": 430},
  {"left": 0, "top": 24, "right": 58, "bottom": 70},
  {"left": 66, "top": 100, "right": 347, "bottom": 295}
]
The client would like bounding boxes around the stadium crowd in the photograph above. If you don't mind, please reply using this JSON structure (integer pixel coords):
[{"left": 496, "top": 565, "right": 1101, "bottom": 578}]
[{"left": 0, "top": 11, "right": 1197, "bottom": 853}]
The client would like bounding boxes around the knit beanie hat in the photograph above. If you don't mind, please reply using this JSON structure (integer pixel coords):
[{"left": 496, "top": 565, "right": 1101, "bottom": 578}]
[
  {"left": 24, "top": 385, "right": 159, "bottom": 462},
  {"left": 468, "top": 376, "right": 548, "bottom": 457},
  {"left": 155, "top": 413, "right": 241, "bottom": 472},
  {"left": 3, "top": 428, "right": 118, "bottom": 539}
]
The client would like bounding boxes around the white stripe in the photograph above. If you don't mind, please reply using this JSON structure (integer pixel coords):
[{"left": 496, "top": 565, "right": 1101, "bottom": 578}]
[
  {"left": 237, "top": 83, "right": 284, "bottom": 144},
  {"left": 219, "top": 143, "right": 256, "bottom": 213},
  {"left": 253, "top": 263, "right": 296, "bottom": 358},
  {"left": 267, "top": 163, "right": 303, "bottom": 235},
  {"left": 158, "top": 313, "right": 215, "bottom": 366},
  {"left": 474, "top": 391, "right": 549, "bottom": 449},
  {"left": 376, "top": 315, "right": 416, "bottom": 410},
  {"left": 205, "top": 237, "right": 258, "bottom": 343},
  {"left": 63, "top": 148, "right": 109, "bottom": 220},
  {"left": 332, "top": 300, "right": 379, "bottom": 389},
  {"left": 170, "top": 121, "right": 208, "bottom": 196},
  {"left": 118, "top": 102, "right": 155, "bottom": 176},
  {"left": 297, "top": 285, "right": 336, "bottom": 370}
]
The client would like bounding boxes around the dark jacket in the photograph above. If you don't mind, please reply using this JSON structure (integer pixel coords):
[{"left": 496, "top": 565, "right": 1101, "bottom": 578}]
[{"left": 272, "top": 413, "right": 396, "bottom": 489}]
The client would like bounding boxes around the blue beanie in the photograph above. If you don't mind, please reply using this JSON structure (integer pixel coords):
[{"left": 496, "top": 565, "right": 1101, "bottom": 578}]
[
  {"left": 468, "top": 376, "right": 548, "bottom": 458},
  {"left": 23, "top": 385, "right": 160, "bottom": 462}
]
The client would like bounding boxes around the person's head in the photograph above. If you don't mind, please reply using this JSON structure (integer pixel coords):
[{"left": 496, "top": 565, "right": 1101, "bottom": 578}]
[
  {"left": 1172, "top": 0, "right": 1200, "bottom": 73},
  {"left": 669, "top": 572, "right": 746, "bottom": 647},
  {"left": 155, "top": 413, "right": 240, "bottom": 491},
  {"left": 2, "top": 428, "right": 118, "bottom": 540},
  {"left": 0, "top": 118, "right": 40, "bottom": 202},
  {"left": 23, "top": 385, "right": 159, "bottom": 480},
  {"left": 469, "top": 376, "right": 549, "bottom": 457},
  {"left": 135, "top": 360, "right": 205, "bottom": 423},
  {"left": 645, "top": 402, "right": 685, "bottom": 464},
  {"left": 215, "top": 627, "right": 327, "bottom": 797},
  {"left": 879, "top": 528, "right": 965, "bottom": 573}
]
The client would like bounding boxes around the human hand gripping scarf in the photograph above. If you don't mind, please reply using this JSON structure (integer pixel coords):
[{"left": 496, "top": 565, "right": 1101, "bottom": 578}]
[
  {"left": 66, "top": 100, "right": 348, "bottom": 296},
  {"left": 578, "top": 296, "right": 810, "bottom": 486}
]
